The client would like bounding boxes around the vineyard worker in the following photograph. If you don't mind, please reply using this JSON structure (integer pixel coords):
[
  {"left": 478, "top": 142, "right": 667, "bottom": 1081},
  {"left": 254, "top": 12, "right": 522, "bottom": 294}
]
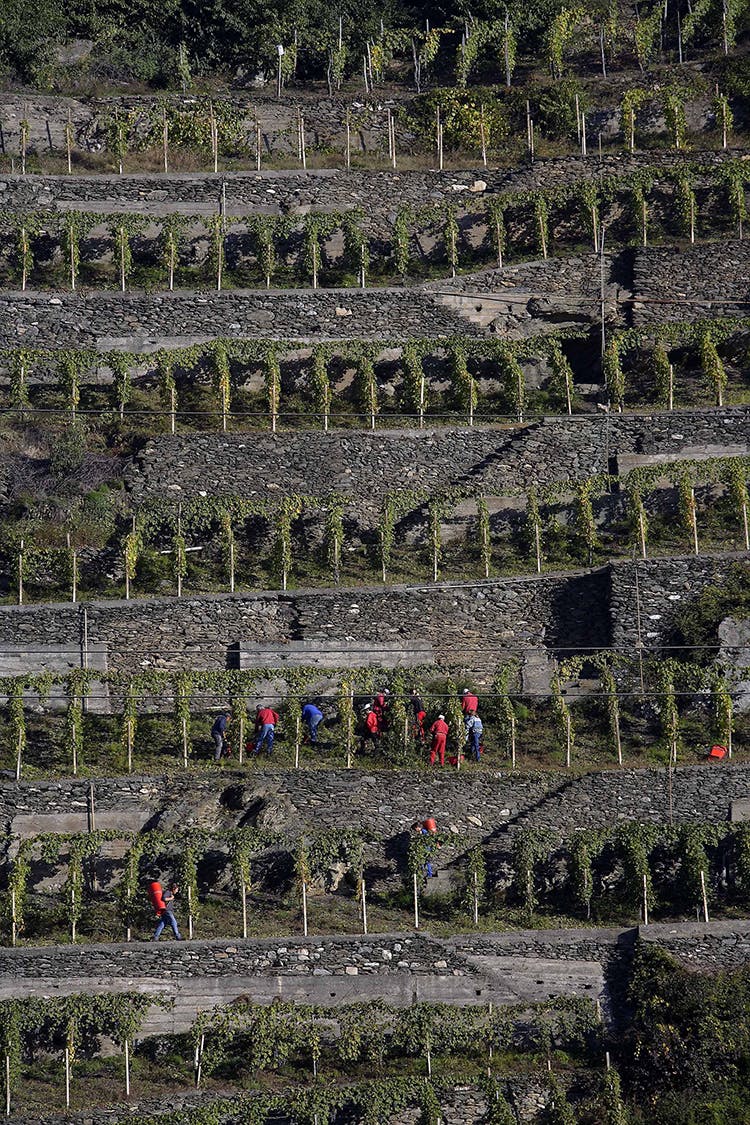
[
  {"left": 254, "top": 704, "right": 279, "bottom": 755},
  {"left": 153, "top": 882, "right": 182, "bottom": 941},
  {"left": 461, "top": 687, "right": 479, "bottom": 714},
  {"left": 412, "top": 819, "right": 439, "bottom": 878},
  {"left": 211, "top": 710, "right": 231, "bottom": 761},
  {"left": 429, "top": 714, "right": 449, "bottom": 767},
  {"left": 373, "top": 688, "right": 390, "bottom": 726},
  {"left": 301, "top": 700, "right": 324, "bottom": 744},
  {"left": 464, "top": 710, "right": 483, "bottom": 763},
  {"left": 360, "top": 704, "right": 381, "bottom": 754},
  {"left": 410, "top": 687, "right": 426, "bottom": 741}
]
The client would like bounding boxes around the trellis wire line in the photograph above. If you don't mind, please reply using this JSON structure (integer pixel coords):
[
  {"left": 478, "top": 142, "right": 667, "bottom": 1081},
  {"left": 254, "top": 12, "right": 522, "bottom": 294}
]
[
  {"left": 1, "top": 405, "right": 747, "bottom": 423},
  {"left": 9, "top": 689, "right": 744, "bottom": 703},
  {"left": 0, "top": 648, "right": 728, "bottom": 657}
]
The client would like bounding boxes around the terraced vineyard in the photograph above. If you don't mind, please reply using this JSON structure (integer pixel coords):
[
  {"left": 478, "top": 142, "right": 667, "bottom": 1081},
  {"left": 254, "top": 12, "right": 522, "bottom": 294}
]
[{"left": 2, "top": 8, "right": 750, "bottom": 1124}]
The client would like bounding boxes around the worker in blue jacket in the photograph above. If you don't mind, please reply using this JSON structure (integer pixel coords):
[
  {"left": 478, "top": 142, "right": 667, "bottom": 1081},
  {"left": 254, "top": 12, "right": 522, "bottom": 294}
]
[{"left": 301, "top": 700, "right": 324, "bottom": 745}]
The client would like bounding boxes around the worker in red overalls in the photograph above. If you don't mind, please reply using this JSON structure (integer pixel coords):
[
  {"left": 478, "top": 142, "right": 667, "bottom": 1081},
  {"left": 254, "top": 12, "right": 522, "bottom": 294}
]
[
  {"left": 360, "top": 705, "right": 381, "bottom": 754},
  {"left": 429, "top": 714, "right": 449, "bottom": 767},
  {"left": 461, "top": 687, "right": 479, "bottom": 714}
]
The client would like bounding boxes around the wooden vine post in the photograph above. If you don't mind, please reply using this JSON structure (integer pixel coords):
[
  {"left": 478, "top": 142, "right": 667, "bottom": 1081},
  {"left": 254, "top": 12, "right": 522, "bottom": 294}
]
[
  {"left": 301, "top": 877, "right": 308, "bottom": 937},
  {"left": 20, "top": 226, "right": 28, "bottom": 291},
  {"left": 66, "top": 531, "right": 77, "bottom": 602},
  {"left": 17, "top": 539, "right": 23, "bottom": 606},
  {"left": 65, "top": 109, "right": 73, "bottom": 173},
  {"left": 413, "top": 871, "right": 420, "bottom": 929},
  {"left": 360, "top": 877, "right": 368, "bottom": 934},
  {"left": 124, "top": 1039, "right": 131, "bottom": 1097},
  {"left": 5, "top": 1052, "right": 10, "bottom": 1116},
  {"left": 187, "top": 884, "right": 194, "bottom": 939},
  {"left": 64, "top": 1045, "right": 71, "bottom": 1108},
  {"left": 162, "top": 107, "right": 169, "bottom": 173}
]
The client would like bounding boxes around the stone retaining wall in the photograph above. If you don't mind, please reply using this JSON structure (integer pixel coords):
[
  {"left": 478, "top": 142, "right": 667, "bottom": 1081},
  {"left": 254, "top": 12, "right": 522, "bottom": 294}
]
[
  {"left": 0, "top": 289, "right": 479, "bottom": 349},
  {"left": 2, "top": 921, "right": 748, "bottom": 984},
  {"left": 6, "top": 1078, "right": 552, "bottom": 1125},
  {"left": 0, "top": 568, "right": 614, "bottom": 672},
  {"left": 632, "top": 240, "right": 750, "bottom": 323},
  {"left": 127, "top": 409, "right": 750, "bottom": 504},
  {"left": 0, "top": 553, "right": 741, "bottom": 672},
  {"left": 3, "top": 762, "right": 750, "bottom": 840},
  {"left": 0, "top": 149, "right": 740, "bottom": 214}
]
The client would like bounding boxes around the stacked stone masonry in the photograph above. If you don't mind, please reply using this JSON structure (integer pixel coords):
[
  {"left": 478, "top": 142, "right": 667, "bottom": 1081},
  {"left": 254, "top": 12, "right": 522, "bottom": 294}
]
[
  {"left": 4, "top": 762, "right": 750, "bottom": 840},
  {"left": 0, "top": 554, "right": 741, "bottom": 671},
  {"left": 128, "top": 409, "right": 750, "bottom": 504}
]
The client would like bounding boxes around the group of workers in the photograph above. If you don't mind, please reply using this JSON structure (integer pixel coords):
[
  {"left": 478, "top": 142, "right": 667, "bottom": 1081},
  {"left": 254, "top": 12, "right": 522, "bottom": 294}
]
[
  {"left": 361, "top": 687, "right": 484, "bottom": 766},
  {"left": 209, "top": 687, "right": 484, "bottom": 766}
]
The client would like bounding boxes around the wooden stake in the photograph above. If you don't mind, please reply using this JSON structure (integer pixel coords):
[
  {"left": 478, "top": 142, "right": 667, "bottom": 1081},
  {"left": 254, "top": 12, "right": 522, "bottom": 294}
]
[
  {"left": 700, "top": 870, "right": 709, "bottom": 922},
  {"left": 162, "top": 109, "right": 168, "bottom": 173},
  {"left": 5, "top": 1052, "right": 10, "bottom": 1116},
  {"left": 302, "top": 879, "right": 308, "bottom": 936},
  {"left": 241, "top": 880, "right": 248, "bottom": 938},
  {"left": 64, "top": 1047, "right": 71, "bottom": 1108},
  {"left": 187, "top": 884, "right": 194, "bottom": 939},
  {"left": 345, "top": 111, "right": 351, "bottom": 169},
  {"left": 642, "top": 872, "right": 649, "bottom": 925},
  {"left": 124, "top": 1039, "right": 130, "bottom": 1098},
  {"left": 256, "top": 121, "right": 262, "bottom": 171},
  {"left": 10, "top": 891, "right": 16, "bottom": 947},
  {"left": 473, "top": 871, "right": 479, "bottom": 925},
  {"left": 361, "top": 878, "right": 368, "bottom": 934},
  {"left": 413, "top": 871, "right": 420, "bottom": 929}
]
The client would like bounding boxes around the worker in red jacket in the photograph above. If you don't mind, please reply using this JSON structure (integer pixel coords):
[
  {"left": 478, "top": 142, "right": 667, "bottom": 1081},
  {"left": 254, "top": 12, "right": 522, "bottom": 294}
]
[
  {"left": 429, "top": 714, "right": 449, "bottom": 767},
  {"left": 360, "top": 705, "right": 381, "bottom": 754},
  {"left": 254, "top": 704, "right": 279, "bottom": 755},
  {"left": 461, "top": 687, "right": 479, "bottom": 714},
  {"left": 373, "top": 688, "right": 390, "bottom": 728}
]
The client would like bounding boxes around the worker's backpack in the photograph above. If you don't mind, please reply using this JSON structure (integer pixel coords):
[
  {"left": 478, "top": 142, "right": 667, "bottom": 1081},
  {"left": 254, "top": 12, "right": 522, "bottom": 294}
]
[{"left": 148, "top": 881, "right": 166, "bottom": 916}]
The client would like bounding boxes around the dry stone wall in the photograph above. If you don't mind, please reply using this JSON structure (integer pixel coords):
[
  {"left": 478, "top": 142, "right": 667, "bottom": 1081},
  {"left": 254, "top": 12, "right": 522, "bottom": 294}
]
[
  {"left": 127, "top": 409, "right": 750, "bottom": 505},
  {"left": 3, "top": 762, "right": 749, "bottom": 839},
  {"left": 0, "top": 554, "right": 742, "bottom": 672},
  {"left": 0, "top": 150, "right": 740, "bottom": 214},
  {"left": 0, "top": 569, "right": 609, "bottom": 673},
  {"left": 632, "top": 240, "right": 750, "bottom": 323},
  {"left": 0, "top": 289, "right": 479, "bottom": 349}
]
